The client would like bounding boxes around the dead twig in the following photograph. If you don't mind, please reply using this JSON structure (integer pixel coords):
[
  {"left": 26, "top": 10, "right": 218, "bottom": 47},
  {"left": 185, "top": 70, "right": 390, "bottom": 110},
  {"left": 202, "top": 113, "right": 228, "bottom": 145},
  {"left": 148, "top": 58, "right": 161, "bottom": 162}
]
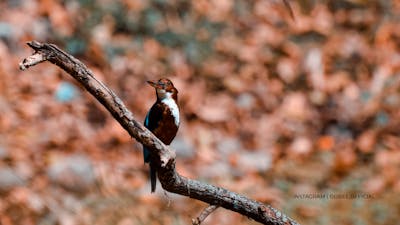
[{"left": 192, "top": 205, "right": 219, "bottom": 225}]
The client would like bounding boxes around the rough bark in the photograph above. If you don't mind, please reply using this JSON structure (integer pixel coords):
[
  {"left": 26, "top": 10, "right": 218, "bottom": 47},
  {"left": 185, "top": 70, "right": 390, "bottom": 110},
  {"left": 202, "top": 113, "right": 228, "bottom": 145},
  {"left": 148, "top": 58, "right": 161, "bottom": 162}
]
[{"left": 19, "top": 41, "right": 300, "bottom": 225}]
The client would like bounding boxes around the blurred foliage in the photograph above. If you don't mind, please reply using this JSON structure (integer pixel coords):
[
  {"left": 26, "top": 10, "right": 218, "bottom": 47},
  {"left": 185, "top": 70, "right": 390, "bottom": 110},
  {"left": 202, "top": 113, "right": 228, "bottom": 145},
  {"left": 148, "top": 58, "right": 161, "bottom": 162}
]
[{"left": 1, "top": 0, "right": 400, "bottom": 225}]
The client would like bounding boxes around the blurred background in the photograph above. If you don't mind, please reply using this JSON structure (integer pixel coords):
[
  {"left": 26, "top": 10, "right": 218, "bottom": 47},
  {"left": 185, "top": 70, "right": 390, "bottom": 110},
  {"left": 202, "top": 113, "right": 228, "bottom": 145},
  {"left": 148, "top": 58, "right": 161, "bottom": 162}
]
[{"left": 1, "top": 0, "right": 400, "bottom": 224}]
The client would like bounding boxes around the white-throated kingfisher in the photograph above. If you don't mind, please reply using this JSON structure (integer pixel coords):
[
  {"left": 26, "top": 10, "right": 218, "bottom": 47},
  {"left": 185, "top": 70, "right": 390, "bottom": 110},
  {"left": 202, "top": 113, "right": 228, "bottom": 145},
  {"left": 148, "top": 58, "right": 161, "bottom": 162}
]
[{"left": 143, "top": 78, "right": 180, "bottom": 192}]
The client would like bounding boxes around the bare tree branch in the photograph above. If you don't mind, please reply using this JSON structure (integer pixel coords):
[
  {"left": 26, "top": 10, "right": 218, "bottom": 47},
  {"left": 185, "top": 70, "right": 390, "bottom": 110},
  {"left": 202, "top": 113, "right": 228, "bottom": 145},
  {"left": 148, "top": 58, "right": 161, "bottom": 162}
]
[
  {"left": 19, "top": 41, "right": 300, "bottom": 225},
  {"left": 192, "top": 205, "right": 219, "bottom": 225}
]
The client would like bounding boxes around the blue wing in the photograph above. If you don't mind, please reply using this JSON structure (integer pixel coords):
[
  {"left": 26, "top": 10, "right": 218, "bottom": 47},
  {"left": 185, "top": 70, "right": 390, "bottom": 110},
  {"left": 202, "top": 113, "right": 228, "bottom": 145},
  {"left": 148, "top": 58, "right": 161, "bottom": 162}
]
[
  {"left": 143, "top": 103, "right": 162, "bottom": 162},
  {"left": 143, "top": 111, "right": 151, "bottom": 163},
  {"left": 144, "top": 111, "right": 150, "bottom": 127}
]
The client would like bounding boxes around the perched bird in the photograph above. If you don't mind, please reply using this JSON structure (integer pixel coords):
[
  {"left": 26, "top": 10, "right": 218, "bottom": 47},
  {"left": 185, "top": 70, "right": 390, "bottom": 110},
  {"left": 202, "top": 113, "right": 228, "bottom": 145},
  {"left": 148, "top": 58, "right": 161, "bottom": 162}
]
[{"left": 143, "top": 78, "right": 180, "bottom": 192}]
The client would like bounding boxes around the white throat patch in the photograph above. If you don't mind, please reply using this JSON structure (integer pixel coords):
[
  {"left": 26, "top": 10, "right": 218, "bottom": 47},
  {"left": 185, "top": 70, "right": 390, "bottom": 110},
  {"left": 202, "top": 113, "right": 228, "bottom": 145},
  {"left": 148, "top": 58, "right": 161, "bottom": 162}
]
[{"left": 161, "top": 92, "right": 180, "bottom": 126}]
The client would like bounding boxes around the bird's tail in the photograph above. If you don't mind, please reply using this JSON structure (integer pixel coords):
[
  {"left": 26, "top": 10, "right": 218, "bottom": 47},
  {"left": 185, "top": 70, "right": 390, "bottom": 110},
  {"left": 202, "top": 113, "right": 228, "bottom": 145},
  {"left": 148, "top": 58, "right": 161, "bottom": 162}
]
[
  {"left": 144, "top": 146, "right": 157, "bottom": 192},
  {"left": 150, "top": 161, "right": 157, "bottom": 192}
]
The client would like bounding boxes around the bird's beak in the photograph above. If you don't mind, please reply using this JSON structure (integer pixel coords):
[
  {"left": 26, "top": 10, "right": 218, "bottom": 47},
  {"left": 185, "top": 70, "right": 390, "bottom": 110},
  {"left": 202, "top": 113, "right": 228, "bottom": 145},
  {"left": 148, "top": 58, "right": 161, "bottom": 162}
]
[{"left": 147, "top": 80, "right": 161, "bottom": 88}]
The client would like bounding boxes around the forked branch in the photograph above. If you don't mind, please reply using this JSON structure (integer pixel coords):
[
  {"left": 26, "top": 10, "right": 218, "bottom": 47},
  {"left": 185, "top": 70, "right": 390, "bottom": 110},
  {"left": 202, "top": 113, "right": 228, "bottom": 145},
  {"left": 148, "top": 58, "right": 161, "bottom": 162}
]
[{"left": 19, "top": 41, "right": 300, "bottom": 225}]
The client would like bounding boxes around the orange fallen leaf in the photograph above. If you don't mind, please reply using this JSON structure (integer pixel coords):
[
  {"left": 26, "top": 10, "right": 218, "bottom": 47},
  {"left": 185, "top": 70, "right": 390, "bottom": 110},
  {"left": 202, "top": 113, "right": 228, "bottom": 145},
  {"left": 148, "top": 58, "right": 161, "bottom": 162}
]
[{"left": 317, "top": 135, "right": 334, "bottom": 151}]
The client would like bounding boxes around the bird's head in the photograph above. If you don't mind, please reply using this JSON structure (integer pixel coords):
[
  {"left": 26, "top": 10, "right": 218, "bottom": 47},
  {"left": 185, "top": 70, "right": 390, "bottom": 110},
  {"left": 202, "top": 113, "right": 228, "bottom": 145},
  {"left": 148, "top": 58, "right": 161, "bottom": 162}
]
[{"left": 147, "top": 78, "right": 178, "bottom": 100}]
